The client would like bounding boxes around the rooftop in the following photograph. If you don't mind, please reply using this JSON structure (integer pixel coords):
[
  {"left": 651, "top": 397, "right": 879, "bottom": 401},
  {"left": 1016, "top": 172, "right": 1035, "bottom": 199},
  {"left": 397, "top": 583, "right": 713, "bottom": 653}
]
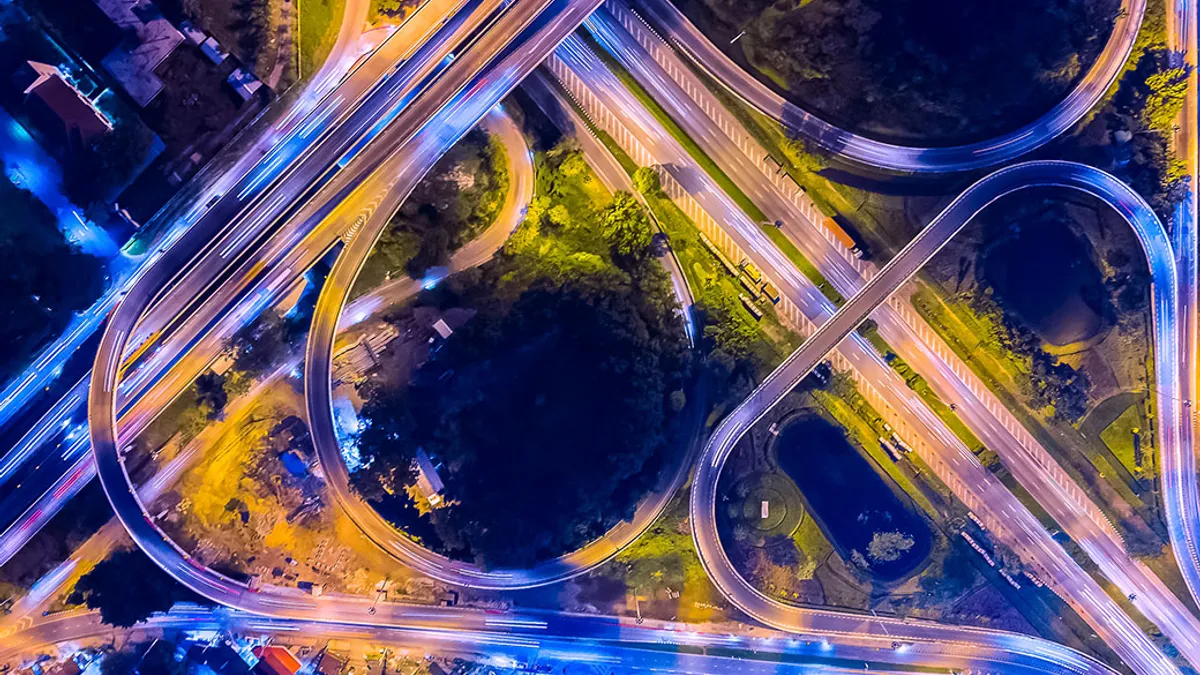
[
  {"left": 252, "top": 645, "right": 302, "bottom": 675},
  {"left": 93, "top": 0, "right": 183, "bottom": 106},
  {"left": 16, "top": 61, "right": 113, "bottom": 150},
  {"left": 414, "top": 448, "right": 445, "bottom": 506}
]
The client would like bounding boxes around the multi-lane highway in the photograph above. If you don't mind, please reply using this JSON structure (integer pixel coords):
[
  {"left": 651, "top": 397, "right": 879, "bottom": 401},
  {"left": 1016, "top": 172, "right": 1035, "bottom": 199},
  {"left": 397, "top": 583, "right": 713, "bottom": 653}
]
[
  {"left": 0, "top": 605, "right": 1112, "bottom": 675},
  {"left": 683, "top": 161, "right": 1187, "bottom": 675},
  {"left": 632, "top": 0, "right": 1144, "bottom": 173},
  {"left": 578, "top": 9, "right": 1200, "bottom": 671},
  {"left": 544, "top": 30, "right": 1194, "bottom": 674},
  {"left": 0, "top": 0, "right": 498, "bottom": 564},
  {"left": 565, "top": 14, "right": 1200, "bottom": 672},
  {"left": 76, "top": 2, "right": 1138, "bottom": 674},
  {"left": 0, "top": 0, "right": 371, "bottom": 477},
  {"left": 0, "top": 110, "right": 534, "bottom": 639},
  {"left": 86, "top": 0, "right": 609, "bottom": 614},
  {"left": 0, "top": 1, "right": 1190, "bottom": 675},
  {"left": 1160, "top": 0, "right": 1200, "bottom": 613}
]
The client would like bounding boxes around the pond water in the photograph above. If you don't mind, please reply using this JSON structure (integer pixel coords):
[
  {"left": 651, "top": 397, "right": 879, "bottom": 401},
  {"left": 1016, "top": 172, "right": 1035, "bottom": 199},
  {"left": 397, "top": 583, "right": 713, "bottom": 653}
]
[
  {"left": 980, "top": 214, "right": 1106, "bottom": 346},
  {"left": 775, "top": 414, "right": 931, "bottom": 581}
]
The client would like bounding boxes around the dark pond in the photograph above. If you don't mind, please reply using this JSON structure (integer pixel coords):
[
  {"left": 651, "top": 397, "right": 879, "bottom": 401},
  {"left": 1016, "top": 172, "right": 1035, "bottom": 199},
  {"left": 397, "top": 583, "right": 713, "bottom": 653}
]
[{"left": 775, "top": 414, "right": 931, "bottom": 581}]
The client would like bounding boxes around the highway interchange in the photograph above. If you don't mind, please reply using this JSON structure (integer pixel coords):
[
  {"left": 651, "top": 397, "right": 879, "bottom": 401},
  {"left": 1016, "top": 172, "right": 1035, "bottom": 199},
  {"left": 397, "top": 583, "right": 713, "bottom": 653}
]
[
  {"left": 0, "top": 0, "right": 1199, "bottom": 673},
  {"left": 565, "top": 9, "right": 1200, "bottom": 672},
  {"left": 543, "top": 31, "right": 1194, "bottom": 674}
]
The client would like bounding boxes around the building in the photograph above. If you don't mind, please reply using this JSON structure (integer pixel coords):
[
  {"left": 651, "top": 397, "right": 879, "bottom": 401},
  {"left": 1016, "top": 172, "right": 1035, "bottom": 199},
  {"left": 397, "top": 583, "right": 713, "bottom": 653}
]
[
  {"left": 313, "top": 650, "right": 347, "bottom": 675},
  {"left": 228, "top": 68, "right": 263, "bottom": 101},
  {"left": 414, "top": 448, "right": 445, "bottom": 507},
  {"left": 201, "top": 37, "right": 230, "bottom": 65},
  {"left": 432, "top": 318, "right": 454, "bottom": 339},
  {"left": 14, "top": 61, "right": 112, "bottom": 152},
  {"left": 178, "top": 20, "right": 206, "bottom": 46},
  {"left": 92, "top": 0, "right": 184, "bottom": 106},
  {"left": 44, "top": 660, "right": 81, "bottom": 675},
  {"left": 186, "top": 641, "right": 252, "bottom": 674},
  {"left": 252, "top": 645, "right": 301, "bottom": 675}
]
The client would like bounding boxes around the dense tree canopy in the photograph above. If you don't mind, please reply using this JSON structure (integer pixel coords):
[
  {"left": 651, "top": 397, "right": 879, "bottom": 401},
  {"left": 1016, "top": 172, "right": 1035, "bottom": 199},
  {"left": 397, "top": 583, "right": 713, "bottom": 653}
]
[
  {"left": 700, "top": 0, "right": 1119, "bottom": 141},
  {"left": 1140, "top": 67, "right": 1190, "bottom": 135},
  {"left": 0, "top": 168, "right": 105, "bottom": 381},
  {"left": 353, "top": 147, "right": 690, "bottom": 567},
  {"left": 632, "top": 166, "right": 662, "bottom": 197},
  {"left": 1099, "top": 53, "right": 1195, "bottom": 217},
  {"left": 69, "top": 549, "right": 200, "bottom": 627},
  {"left": 694, "top": 285, "right": 756, "bottom": 359},
  {"left": 602, "top": 192, "right": 655, "bottom": 259},
  {"left": 63, "top": 122, "right": 156, "bottom": 206},
  {"left": 356, "top": 274, "right": 687, "bottom": 567}
]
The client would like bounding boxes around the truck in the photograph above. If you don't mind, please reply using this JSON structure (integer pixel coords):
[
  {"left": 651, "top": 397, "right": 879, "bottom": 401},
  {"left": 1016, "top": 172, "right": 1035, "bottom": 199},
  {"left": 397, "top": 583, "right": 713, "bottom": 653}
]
[
  {"left": 878, "top": 437, "right": 900, "bottom": 462},
  {"left": 738, "top": 274, "right": 762, "bottom": 298},
  {"left": 823, "top": 215, "right": 863, "bottom": 259},
  {"left": 739, "top": 260, "right": 763, "bottom": 284},
  {"left": 762, "top": 282, "right": 781, "bottom": 304},
  {"left": 699, "top": 232, "right": 738, "bottom": 275},
  {"left": 738, "top": 294, "right": 763, "bottom": 320}
]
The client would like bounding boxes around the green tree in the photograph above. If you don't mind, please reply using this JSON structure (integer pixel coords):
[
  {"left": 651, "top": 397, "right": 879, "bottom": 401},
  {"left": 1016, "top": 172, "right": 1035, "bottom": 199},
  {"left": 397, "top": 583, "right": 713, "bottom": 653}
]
[
  {"left": 63, "top": 122, "right": 155, "bottom": 206},
  {"left": 361, "top": 129, "right": 509, "bottom": 283},
  {"left": 229, "top": 0, "right": 270, "bottom": 61},
  {"left": 558, "top": 151, "right": 588, "bottom": 179},
  {"left": 696, "top": 286, "right": 755, "bottom": 358},
  {"left": 1140, "top": 67, "right": 1190, "bottom": 135},
  {"left": 355, "top": 280, "right": 685, "bottom": 568},
  {"left": 231, "top": 312, "right": 292, "bottom": 377},
  {"left": 546, "top": 204, "right": 572, "bottom": 229},
  {"left": 0, "top": 167, "right": 104, "bottom": 380},
  {"left": 632, "top": 166, "right": 662, "bottom": 196},
  {"left": 373, "top": 0, "right": 420, "bottom": 15},
  {"left": 194, "top": 372, "right": 228, "bottom": 418},
  {"left": 601, "top": 192, "right": 654, "bottom": 258}
]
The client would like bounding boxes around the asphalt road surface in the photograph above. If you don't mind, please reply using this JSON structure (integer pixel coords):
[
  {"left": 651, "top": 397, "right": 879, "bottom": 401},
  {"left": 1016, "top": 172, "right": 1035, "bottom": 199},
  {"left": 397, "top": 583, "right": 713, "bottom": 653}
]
[{"left": 632, "top": 0, "right": 1144, "bottom": 173}]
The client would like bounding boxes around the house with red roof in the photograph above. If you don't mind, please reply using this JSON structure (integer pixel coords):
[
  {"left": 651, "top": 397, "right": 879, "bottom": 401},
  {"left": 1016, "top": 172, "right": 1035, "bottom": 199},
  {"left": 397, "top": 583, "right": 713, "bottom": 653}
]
[{"left": 252, "top": 645, "right": 301, "bottom": 675}]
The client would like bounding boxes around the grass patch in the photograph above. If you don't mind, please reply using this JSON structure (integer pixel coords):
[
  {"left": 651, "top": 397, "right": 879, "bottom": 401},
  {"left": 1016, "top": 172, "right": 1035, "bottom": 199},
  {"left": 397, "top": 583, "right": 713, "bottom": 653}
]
[
  {"left": 616, "top": 492, "right": 725, "bottom": 622},
  {"left": 645, "top": 187, "right": 797, "bottom": 365},
  {"left": 297, "top": 0, "right": 346, "bottom": 79},
  {"left": 596, "top": 129, "right": 640, "bottom": 176},
  {"left": 1100, "top": 403, "right": 1149, "bottom": 477}
]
